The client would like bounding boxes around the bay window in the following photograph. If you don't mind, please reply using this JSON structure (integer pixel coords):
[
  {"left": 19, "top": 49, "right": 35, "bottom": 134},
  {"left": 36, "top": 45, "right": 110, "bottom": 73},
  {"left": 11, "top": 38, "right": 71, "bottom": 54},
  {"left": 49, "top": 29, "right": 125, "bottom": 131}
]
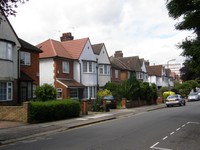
[
  {"left": 83, "top": 61, "right": 96, "bottom": 73},
  {"left": 0, "top": 82, "right": 13, "bottom": 101},
  {"left": 0, "top": 41, "right": 13, "bottom": 61}
]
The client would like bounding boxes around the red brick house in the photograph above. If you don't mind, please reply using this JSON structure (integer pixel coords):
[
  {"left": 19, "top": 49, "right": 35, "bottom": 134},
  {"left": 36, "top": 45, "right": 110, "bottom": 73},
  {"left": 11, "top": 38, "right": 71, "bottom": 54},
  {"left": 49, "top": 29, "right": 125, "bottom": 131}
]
[
  {"left": 19, "top": 38, "right": 42, "bottom": 102},
  {"left": 37, "top": 35, "right": 87, "bottom": 100},
  {"left": 0, "top": 9, "right": 42, "bottom": 105}
]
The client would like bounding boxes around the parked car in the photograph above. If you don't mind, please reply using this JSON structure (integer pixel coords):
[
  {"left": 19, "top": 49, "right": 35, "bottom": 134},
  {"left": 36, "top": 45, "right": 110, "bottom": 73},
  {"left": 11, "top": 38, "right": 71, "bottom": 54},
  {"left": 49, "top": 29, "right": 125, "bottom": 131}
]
[
  {"left": 188, "top": 92, "right": 200, "bottom": 102},
  {"left": 165, "top": 94, "right": 186, "bottom": 107},
  {"left": 103, "top": 96, "right": 117, "bottom": 109}
]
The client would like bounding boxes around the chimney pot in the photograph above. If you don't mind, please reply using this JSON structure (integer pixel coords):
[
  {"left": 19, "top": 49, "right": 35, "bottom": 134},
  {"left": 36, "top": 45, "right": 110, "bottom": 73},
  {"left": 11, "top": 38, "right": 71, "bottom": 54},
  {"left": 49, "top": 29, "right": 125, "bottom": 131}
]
[
  {"left": 114, "top": 50, "right": 123, "bottom": 58},
  {"left": 60, "top": 32, "right": 74, "bottom": 42}
]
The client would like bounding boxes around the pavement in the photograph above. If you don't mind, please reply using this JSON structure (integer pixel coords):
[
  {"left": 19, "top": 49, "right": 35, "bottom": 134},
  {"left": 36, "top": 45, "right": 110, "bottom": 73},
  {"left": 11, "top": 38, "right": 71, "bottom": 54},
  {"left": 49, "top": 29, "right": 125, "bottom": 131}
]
[{"left": 0, "top": 103, "right": 166, "bottom": 146}]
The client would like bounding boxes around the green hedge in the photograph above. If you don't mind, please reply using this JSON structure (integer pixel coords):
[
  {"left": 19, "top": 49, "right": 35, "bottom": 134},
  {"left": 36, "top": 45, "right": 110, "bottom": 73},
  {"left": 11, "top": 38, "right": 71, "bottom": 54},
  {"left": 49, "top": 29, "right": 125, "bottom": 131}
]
[{"left": 30, "top": 99, "right": 81, "bottom": 123}]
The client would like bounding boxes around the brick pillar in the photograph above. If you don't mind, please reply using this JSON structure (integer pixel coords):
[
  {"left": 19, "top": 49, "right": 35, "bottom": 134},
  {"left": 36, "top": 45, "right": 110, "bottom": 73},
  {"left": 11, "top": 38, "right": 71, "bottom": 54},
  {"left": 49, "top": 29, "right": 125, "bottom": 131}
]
[
  {"left": 121, "top": 98, "right": 127, "bottom": 108},
  {"left": 102, "top": 99, "right": 107, "bottom": 112},
  {"left": 23, "top": 102, "right": 30, "bottom": 123},
  {"left": 81, "top": 100, "right": 88, "bottom": 115}
]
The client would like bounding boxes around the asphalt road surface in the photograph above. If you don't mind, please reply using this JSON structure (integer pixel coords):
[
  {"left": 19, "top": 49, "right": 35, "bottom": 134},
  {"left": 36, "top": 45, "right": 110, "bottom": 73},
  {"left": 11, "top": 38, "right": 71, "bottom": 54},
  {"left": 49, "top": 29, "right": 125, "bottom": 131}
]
[{"left": 1, "top": 101, "right": 200, "bottom": 150}]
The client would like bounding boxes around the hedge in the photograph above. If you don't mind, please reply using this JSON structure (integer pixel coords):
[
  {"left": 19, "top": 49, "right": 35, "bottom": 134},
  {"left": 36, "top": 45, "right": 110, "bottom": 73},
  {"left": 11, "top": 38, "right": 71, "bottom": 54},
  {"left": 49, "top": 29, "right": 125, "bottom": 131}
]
[{"left": 30, "top": 99, "right": 81, "bottom": 123}]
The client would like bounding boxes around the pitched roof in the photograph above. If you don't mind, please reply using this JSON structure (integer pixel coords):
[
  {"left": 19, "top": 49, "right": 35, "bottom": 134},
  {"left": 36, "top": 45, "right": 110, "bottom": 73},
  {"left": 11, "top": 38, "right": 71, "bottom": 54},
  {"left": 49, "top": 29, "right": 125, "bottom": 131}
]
[
  {"left": 147, "top": 65, "right": 163, "bottom": 76},
  {"left": 37, "top": 39, "right": 73, "bottom": 59},
  {"left": 61, "top": 38, "right": 89, "bottom": 59},
  {"left": 19, "top": 38, "right": 42, "bottom": 53},
  {"left": 57, "top": 79, "right": 85, "bottom": 88},
  {"left": 118, "top": 56, "right": 142, "bottom": 72},
  {"left": 92, "top": 43, "right": 104, "bottom": 55},
  {"left": 110, "top": 56, "right": 128, "bottom": 70}
]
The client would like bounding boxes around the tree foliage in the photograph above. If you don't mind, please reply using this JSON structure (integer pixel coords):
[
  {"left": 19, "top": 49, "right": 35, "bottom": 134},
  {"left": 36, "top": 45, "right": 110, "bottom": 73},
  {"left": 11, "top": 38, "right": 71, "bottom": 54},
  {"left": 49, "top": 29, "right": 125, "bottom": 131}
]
[
  {"left": 0, "top": 0, "right": 28, "bottom": 16},
  {"left": 34, "top": 84, "right": 57, "bottom": 101},
  {"left": 166, "top": 0, "right": 200, "bottom": 80}
]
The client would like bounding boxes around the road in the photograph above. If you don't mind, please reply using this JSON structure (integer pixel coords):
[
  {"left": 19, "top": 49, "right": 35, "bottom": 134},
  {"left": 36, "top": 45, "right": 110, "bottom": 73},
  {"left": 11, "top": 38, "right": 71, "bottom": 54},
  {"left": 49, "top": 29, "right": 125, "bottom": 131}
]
[{"left": 1, "top": 101, "right": 200, "bottom": 150}]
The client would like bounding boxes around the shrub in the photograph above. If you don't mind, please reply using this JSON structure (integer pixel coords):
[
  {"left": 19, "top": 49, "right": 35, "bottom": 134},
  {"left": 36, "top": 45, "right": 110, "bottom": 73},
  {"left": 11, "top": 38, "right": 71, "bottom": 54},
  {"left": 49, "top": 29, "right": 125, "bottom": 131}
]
[
  {"left": 34, "top": 84, "right": 57, "bottom": 101},
  {"left": 30, "top": 99, "right": 80, "bottom": 123}
]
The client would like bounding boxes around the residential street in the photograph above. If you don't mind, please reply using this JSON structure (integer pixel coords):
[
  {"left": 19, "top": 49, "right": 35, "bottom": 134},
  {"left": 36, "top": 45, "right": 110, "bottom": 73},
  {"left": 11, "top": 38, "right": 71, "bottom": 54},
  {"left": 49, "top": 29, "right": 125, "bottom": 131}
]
[{"left": 1, "top": 102, "right": 200, "bottom": 150}]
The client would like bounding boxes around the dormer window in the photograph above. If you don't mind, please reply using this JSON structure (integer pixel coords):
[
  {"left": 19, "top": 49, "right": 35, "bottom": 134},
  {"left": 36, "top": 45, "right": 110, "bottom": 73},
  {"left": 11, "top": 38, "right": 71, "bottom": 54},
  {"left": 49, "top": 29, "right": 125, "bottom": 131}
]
[
  {"left": 0, "top": 41, "right": 13, "bottom": 61},
  {"left": 20, "top": 51, "right": 31, "bottom": 65}
]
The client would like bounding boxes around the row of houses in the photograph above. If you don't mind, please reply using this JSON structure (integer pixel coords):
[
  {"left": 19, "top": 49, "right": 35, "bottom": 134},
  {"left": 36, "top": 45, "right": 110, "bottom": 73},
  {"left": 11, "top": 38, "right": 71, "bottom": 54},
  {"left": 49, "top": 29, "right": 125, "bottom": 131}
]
[{"left": 0, "top": 9, "right": 176, "bottom": 106}]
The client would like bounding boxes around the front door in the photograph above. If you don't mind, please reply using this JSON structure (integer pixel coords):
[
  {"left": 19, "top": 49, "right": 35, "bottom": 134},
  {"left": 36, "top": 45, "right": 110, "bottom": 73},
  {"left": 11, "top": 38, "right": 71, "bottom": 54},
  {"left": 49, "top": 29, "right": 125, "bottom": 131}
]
[{"left": 21, "top": 87, "right": 27, "bottom": 102}]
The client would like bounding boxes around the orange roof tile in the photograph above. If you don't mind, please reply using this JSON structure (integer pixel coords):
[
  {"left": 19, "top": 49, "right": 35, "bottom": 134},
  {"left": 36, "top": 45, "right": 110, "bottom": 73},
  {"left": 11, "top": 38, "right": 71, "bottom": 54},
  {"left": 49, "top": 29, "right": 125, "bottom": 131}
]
[
  {"left": 37, "top": 39, "right": 73, "bottom": 59},
  {"left": 61, "top": 38, "right": 89, "bottom": 59}
]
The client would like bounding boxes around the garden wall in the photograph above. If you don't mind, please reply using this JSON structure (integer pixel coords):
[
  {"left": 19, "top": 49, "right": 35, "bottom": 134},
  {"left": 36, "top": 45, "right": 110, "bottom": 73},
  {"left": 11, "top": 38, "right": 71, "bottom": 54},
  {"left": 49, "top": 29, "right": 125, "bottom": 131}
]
[{"left": 0, "top": 102, "right": 30, "bottom": 123}]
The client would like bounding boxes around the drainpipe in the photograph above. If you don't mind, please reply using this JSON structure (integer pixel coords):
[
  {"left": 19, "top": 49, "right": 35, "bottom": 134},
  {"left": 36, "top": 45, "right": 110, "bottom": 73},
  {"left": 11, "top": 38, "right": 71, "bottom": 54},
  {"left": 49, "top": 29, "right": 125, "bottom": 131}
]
[
  {"left": 17, "top": 47, "right": 20, "bottom": 104},
  {"left": 96, "top": 58, "right": 99, "bottom": 91},
  {"left": 78, "top": 60, "right": 82, "bottom": 83}
]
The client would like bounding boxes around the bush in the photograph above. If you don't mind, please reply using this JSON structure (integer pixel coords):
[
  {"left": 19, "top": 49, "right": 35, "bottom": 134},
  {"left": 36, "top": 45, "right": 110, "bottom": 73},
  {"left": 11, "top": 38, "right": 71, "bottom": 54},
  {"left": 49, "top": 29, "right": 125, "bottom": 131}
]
[
  {"left": 34, "top": 84, "right": 57, "bottom": 101},
  {"left": 30, "top": 99, "right": 80, "bottom": 123}
]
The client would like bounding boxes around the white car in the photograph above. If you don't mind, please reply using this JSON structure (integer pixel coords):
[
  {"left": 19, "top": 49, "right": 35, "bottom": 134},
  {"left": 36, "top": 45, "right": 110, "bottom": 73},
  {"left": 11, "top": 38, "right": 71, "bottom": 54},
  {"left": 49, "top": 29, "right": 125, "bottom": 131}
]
[
  {"left": 166, "top": 94, "right": 186, "bottom": 107},
  {"left": 188, "top": 92, "right": 200, "bottom": 102}
]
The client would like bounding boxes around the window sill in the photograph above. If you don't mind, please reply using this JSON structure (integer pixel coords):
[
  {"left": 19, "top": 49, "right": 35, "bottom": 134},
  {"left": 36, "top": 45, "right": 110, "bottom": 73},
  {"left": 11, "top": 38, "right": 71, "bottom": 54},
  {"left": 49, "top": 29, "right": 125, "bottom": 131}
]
[{"left": 0, "top": 100, "right": 13, "bottom": 102}]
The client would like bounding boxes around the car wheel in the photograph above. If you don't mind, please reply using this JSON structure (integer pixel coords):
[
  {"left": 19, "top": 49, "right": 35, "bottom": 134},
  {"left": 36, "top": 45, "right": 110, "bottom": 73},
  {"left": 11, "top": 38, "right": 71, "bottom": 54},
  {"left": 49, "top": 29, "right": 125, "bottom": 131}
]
[{"left": 166, "top": 105, "right": 169, "bottom": 107}]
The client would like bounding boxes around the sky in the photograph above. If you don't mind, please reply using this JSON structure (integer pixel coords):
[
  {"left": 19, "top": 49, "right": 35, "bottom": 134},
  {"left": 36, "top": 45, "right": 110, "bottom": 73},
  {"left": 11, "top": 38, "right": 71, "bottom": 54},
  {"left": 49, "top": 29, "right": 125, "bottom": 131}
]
[{"left": 8, "top": 0, "right": 192, "bottom": 65}]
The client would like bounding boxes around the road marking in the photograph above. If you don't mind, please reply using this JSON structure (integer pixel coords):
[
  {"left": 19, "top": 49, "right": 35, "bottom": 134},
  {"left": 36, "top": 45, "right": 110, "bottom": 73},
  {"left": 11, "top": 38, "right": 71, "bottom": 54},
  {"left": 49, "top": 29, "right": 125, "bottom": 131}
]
[
  {"left": 150, "top": 122, "right": 200, "bottom": 150},
  {"left": 150, "top": 142, "right": 159, "bottom": 148},
  {"left": 188, "top": 121, "right": 200, "bottom": 124},
  {"left": 162, "top": 136, "right": 168, "bottom": 140},
  {"left": 150, "top": 142, "right": 173, "bottom": 150},
  {"left": 152, "top": 146, "right": 173, "bottom": 150}
]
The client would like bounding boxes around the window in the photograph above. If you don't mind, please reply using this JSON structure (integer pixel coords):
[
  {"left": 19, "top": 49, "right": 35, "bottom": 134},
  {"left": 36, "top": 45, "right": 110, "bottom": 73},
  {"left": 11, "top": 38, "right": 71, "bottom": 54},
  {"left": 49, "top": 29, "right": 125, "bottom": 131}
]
[
  {"left": 20, "top": 51, "right": 31, "bottom": 65},
  {"left": 57, "top": 88, "right": 62, "bottom": 99},
  {"left": 99, "top": 65, "right": 110, "bottom": 75},
  {"left": 83, "top": 61, "right": 96, "bottom": 73},
  {"left": 84, "top": 86, "right": 96, "bottom": 99},
  {"left": 83, "top": 61, "right": 87, "bottom": 72},
  {"left": 115, "top": 70, "right": 119, "bottom": 78},
  {"left": 62, "top": 61, "right": 69, "bottom": 73},
  {"left": 99, "top": 66, "right": 103, "bottom": 74},
  {"left": 70, "top": 88, "right": 78, "bottom": 99},
  {"left": 33, "top": 84, "right": 37, "bottom": 98},
  {"left": 0, "top": 41, "right": 13, "bottom": 60},
  {"left": 0, "top": 82, "right": 12, "bottom": 101}
]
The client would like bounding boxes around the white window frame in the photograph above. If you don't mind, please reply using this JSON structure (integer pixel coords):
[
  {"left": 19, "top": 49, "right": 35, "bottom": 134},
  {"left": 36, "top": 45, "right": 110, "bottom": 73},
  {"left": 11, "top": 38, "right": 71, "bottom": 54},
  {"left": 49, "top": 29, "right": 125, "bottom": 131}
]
[
  {"left": 62, "top": 61, "right": 70, "bottom": 73},
  {"left": 84, "top": 86, "right": 96, "bottom": 99},
  {"left": 115, "top": 70, "right": 119, "bottom": 78},
  {"left": 83, "top": 61, "right": 96, "bottom": 73},
  {"left": 56, "top": 88, "right": 62, "bottom": 99},
  {"left": 0, "top": 41, "right": 13, "bottom": 61},
  {"left": 70, "top": 88, "right": 79, "bottom": 99},
  {"left": 0, "top": 82, "right": 13, "bottom": 101},
  {"left": 20, "top": 51, "right": 31, "bottom": 65}
]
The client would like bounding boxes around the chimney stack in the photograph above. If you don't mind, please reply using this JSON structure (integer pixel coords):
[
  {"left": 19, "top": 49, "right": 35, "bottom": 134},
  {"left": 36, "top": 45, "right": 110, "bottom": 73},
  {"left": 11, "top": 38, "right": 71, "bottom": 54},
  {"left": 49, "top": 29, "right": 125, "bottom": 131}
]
[
  {"left": 60, "top": 32, "right": 74, "bottom": 42},
  {"left": 114, "top": 50, "right": 123, "bottom": 58}
]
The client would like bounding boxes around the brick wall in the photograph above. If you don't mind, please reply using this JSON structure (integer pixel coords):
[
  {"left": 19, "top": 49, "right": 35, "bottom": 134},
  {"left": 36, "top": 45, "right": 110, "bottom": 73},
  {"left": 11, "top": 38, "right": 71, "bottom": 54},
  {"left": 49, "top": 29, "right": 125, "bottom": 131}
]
[
  {"left": 0, "top": 102, "right": 30, "bottom": 123},
  {"left": 20, "top": 52, "right": 40, "bottom": 85}
]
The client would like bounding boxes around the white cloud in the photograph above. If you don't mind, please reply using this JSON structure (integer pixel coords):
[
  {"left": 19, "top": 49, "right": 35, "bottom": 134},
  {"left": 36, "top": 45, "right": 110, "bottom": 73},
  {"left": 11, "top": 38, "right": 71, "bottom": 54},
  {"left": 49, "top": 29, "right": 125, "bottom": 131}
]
[{"left": 8, "top": 0, "right": 192, "bottom": 65}]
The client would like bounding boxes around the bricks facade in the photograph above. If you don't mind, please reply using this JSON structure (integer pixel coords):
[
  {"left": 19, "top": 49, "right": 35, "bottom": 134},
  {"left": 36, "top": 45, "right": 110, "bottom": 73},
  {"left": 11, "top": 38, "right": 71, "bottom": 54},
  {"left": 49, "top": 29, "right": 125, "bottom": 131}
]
[{"left": 20, "top": 51, "right": 40, "bottom": 85}]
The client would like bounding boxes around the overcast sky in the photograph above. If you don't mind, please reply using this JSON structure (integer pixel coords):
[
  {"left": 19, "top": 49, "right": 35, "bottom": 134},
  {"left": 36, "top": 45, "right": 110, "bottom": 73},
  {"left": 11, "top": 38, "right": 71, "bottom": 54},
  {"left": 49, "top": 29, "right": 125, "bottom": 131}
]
[{"left": 8, "top": 0, "right": 191, "bottom": 65}]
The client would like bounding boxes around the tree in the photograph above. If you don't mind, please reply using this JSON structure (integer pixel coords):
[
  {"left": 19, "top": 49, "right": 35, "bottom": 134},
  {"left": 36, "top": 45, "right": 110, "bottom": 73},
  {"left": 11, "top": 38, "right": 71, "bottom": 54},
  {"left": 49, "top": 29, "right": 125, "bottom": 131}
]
[
  {"left": 0, "top": 0, "right": 27, "bottom": 17},
  {"left": 34, "top": 84, "right": 57, "bottom": 101},
  {"left": 166, "top": 0, "right": 200, "bottom": 79}
]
